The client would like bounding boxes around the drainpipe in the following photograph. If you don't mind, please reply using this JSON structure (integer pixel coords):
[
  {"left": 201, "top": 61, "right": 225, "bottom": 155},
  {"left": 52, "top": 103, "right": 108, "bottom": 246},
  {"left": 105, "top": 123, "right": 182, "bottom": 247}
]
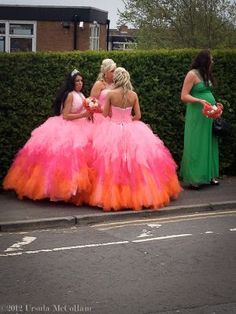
[
  {"left": 73, "top": 15, "right": 78, "bottom": 50},
  {"left": 106, "top": 19, "right": 110, "bottom": 51}
]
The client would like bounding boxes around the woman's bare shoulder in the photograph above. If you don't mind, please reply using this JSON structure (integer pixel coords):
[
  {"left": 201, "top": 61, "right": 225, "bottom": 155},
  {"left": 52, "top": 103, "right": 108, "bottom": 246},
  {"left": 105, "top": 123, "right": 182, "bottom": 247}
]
[
  {"left": 129, "top": 90, "right": 138, "bottom": 98},
  {"left": 94, "top": 80, "right": 105, "bottom": 88},
  {"left": 184, "top": 70, "right": 199, "bottom": 83},
  {"left": 66, "top": 91, "right": 74, "bottom": 98},
  {"left": 186, "top": 69, "right": 197, "bottom": 77}
]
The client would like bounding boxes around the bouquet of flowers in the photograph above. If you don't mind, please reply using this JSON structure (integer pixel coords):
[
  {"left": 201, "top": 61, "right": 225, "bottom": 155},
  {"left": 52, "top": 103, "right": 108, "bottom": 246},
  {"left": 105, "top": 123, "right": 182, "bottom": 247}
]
[
  {"left": 83, "top": 97, "right": 102, "bottom": 114},
  {"left": 202, "top": 103, "right": 223, "bottom": 119}
]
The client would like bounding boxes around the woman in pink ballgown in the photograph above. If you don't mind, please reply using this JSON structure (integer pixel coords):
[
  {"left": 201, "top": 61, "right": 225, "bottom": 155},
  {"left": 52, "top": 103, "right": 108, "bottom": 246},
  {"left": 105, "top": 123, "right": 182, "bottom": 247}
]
[
  {"left": 88, "top": 67, "right": 182, "bottom": 211},
  {"left": 3, "top": 70, "right": 93, "bottom": 204},
  {"left": 90, "top": 58, "right": 116, "bottom": 123}
]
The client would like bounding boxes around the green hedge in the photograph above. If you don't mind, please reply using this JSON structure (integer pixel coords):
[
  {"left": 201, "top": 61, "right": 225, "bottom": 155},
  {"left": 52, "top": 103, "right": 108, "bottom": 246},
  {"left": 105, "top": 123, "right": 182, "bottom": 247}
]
[{"left": 0, "top": 49, "right": 235, "bottom": 185}]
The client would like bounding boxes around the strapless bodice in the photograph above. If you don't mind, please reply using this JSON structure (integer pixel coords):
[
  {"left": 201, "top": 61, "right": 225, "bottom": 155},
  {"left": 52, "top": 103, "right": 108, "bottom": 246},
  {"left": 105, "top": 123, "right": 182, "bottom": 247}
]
[{"left": 110, "top": 106, "right": 133, "bottom": 123}]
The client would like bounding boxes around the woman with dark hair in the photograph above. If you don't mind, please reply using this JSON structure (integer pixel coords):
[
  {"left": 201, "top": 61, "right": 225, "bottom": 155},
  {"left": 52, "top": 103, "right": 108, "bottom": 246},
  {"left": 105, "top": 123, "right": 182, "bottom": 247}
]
[
  {"left": 180, "top": 49, "right": 222, "bottom": 189},
  {"left": 3, "top": 70, "right": 93, "bottom": 203},
  {"left": 53, "top": 69, "right": 85, "bottom": 116}
]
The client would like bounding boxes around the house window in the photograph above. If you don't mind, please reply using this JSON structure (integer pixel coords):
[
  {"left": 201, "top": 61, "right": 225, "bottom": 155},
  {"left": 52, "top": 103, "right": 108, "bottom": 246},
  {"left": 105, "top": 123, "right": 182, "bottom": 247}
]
[
  {"left": 10, "top": 37, "right": 33, "bottom": 52},
  {"left": 0, "top": 23, "right": 6, "bottom": 52},
  {"left": 90, "top": 22, "right": 100, "bottom": 50},
  {"left": 10, "top": 23, "right": 34, "bottom": 35},
  {"left": 0, "top": 21, "right": 36, "bottom": 52},
  {"left": 112, "top": 41, "right": 137, "bottom": 51}
]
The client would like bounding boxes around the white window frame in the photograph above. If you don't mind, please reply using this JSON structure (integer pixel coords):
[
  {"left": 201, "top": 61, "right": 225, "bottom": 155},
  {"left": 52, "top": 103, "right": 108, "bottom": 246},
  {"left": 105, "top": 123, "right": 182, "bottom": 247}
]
[
  {"left": 0, "top": 20, "right": 37, "bottom": 52},
  {"left": 89, "top": 22, "right": 100, "bottom": 50},
  {"left": 112, "top": 41, "right": 137, "bottom": 51}
]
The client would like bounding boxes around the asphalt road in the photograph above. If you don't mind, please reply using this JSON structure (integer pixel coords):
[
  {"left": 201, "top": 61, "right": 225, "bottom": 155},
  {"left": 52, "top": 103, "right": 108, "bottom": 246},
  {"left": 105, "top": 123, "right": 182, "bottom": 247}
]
[{"left": 0, "top": 209, "right": 236, "bottom": 314}]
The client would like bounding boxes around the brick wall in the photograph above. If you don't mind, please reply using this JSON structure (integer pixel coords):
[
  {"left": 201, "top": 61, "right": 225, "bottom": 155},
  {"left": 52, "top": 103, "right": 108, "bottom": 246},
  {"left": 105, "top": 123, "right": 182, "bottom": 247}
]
[
  {"left": 78, "top": 23, "right": 90, "bottom": 50},
  {"left": 36, "top": 21, "right": 107, "bottom": 52},
  {"left": 100, "top": 24, "right": 107, "bottom": 50},
  {"left": 37, "top": 21, "right": 73, "bottom": 51}
]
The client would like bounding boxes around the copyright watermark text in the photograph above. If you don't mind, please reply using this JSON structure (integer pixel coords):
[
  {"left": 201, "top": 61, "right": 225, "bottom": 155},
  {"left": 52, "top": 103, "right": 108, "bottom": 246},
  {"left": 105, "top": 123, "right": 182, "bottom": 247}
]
[{"left": 0, "top": 304, "right": 92, "bottom": 313}]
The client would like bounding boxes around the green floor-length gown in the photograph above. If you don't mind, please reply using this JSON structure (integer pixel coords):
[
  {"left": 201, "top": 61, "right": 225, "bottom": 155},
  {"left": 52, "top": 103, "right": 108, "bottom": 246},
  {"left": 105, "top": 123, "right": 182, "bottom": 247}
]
[{"left": 180, "top": 82, "right": 219, "bottom": 184}]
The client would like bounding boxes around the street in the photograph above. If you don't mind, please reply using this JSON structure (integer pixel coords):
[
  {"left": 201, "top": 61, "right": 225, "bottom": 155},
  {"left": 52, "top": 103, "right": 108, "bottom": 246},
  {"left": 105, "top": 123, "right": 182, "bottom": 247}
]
[{"left": 0, "top": 209, "right": 236, "bottom": 314}]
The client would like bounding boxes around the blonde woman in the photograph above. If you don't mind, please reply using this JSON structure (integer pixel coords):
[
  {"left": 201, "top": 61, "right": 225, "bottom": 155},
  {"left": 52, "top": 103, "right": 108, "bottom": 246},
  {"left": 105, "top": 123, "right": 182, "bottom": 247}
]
[
  {"left": 88, "top": 67, "right": 182, "bottom": 211},
  {"left": 90, "top": 58, "right": 116, "bottom": 123}
]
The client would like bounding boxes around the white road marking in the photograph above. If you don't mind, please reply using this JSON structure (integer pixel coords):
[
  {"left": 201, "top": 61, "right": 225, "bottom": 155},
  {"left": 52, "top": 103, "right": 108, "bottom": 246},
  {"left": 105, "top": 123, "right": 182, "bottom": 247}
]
[
  {"left": 0, "top": 233, "right": 194, "bottom": 257},
  {"left": 230, "top": 228, "right": 236, "bottom": 231},
  {"left": 4, "top": 236, "right": 36, "bottom": 252},
  {"left": 205, "top": 231, "right": 214, "bottom": 234},
  {"left": 133, "top": 233, "right": 192, "bottom": 243},
  {"left": 137, "top": 224, "right": 162, "bottom": 238},
  {"left": 147, "top": 223, "right": 162, "bottom": 228},
  {"left": 0, "top": 240, "right": 129, "bottom": 257},
  {"left": 137, "top": 229, "right": 153, "bottom": 238}
]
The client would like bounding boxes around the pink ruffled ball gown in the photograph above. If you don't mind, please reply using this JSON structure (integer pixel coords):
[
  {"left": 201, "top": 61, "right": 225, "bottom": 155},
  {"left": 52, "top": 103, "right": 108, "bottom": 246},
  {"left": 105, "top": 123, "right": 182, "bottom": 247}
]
[
  {"left": 3, "top": 91, "right": 93, "bottom": 204},
  {"left": 88, "top": 106, "right": 182, "bottom": 211}
]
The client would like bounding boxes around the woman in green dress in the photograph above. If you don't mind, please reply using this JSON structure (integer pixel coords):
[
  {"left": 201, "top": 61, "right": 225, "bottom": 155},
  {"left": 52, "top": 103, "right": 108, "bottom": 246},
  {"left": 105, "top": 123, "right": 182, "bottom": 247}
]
[{"left": 180, "top": 49, "right": 221, "bottom": 189}]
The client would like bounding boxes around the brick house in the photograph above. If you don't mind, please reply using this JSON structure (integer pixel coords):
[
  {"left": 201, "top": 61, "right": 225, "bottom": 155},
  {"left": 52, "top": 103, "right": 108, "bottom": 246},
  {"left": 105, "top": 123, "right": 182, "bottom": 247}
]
[
  {"left": 109, "top": 25, "right": 137, "bottom": 50},
  {"left": 0, "top": 5, "right": 109, "bottom": 52}
]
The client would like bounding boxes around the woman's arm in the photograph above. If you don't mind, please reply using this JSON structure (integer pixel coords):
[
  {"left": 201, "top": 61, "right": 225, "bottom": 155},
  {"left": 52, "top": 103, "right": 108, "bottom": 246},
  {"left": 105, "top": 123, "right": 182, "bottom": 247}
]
[
  {"left": 62, "top": 93, "right": 90, "bottom": 120},
  {"left": 132, "top": 93, "right": 141, "bottom": 121},
  {"left": 103, "top": 92, "right": 111, "bottom": 117},
  {"left": 90, "top": 80, "right": 104, "bottom": 98},
  {"left": 181, "top": 71, "right": 210, "bottom": 107}
]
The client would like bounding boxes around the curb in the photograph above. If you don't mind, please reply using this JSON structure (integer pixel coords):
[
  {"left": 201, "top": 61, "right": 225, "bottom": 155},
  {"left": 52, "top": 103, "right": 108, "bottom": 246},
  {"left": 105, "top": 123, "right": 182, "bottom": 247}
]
[
  {"left": 1, "top": 201, "right": 236, "bottom": 232},
  {"left": 0, "top": 216, "right": 76, "bottom": 232}
]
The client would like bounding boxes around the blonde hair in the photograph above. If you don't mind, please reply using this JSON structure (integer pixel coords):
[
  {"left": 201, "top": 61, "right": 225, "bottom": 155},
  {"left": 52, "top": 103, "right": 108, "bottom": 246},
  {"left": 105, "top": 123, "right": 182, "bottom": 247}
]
[
  {"left": 97, "top": 58, "right": 117, "bottom": 80},
  {"left": 113, "top": 67, "right": 133, "bottom": 92}
]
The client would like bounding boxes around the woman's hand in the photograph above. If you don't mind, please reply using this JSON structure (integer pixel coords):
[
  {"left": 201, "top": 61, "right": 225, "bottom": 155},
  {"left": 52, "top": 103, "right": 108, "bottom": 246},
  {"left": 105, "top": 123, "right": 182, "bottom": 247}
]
[
  {"left": 81, "top": 110, "right": 92, "bottom": 118},
  {"left": 83, "top": 110, "right": 94, "bottom": 122},
  {"left": 199, "top": 99, "right": 211, "bottom": 107},
  {"left": 216, "top": 102, "right": 224, "bottom": 110}
]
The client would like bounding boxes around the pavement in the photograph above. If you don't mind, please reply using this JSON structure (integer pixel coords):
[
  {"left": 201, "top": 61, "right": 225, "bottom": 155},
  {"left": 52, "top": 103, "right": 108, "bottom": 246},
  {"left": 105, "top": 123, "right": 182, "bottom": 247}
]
[{"left": 0, "top": 176, "right": 236, "bottom": 232}]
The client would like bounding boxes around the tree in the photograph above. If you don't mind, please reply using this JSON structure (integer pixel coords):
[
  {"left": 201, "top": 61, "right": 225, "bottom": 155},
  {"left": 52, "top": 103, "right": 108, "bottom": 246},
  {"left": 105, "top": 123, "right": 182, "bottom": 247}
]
[{"left": 118, "top": 0, "right": 236, "bottom": 48}]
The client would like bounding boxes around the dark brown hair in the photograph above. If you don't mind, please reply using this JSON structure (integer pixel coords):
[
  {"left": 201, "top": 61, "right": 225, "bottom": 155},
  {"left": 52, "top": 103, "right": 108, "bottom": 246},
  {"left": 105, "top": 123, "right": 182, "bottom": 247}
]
[
  {"left": 190, "top": 49, "right": 215, "bottom": 87},
  {"left": 53, "top": 72, "right": 85, "bottom": 115}
]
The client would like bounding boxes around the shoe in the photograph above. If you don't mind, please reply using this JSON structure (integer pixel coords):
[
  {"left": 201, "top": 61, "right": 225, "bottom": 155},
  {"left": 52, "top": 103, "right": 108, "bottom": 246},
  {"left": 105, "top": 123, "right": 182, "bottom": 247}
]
[
  {"left": 210, "top": 178, "right": 219, "bottom": 185},
  {"left": 189, "top": 184, "right": 200, "bottom": 190}
]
